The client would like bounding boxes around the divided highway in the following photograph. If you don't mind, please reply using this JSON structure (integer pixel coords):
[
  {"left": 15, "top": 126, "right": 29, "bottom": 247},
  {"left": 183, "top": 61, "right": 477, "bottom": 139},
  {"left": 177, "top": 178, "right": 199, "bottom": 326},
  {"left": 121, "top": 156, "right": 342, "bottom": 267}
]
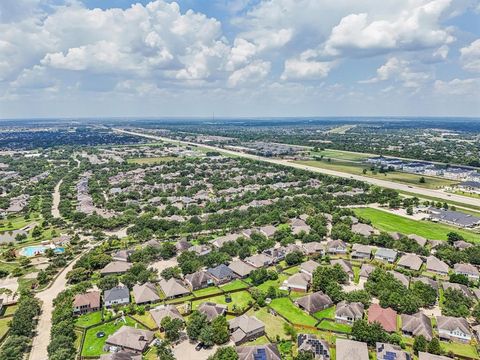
[{"left": 115, "top": 128, "right": 480, "bottom": 209}]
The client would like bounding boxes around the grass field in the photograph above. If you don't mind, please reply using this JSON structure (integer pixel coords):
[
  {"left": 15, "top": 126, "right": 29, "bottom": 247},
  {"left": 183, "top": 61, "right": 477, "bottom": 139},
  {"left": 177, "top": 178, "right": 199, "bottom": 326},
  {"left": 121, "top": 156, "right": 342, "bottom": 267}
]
[
  {"left": 310, "top": 149, "right": 370, "bottom": 161},
  {"left": 74, "top": 329, "right": 83, "bottom": 351},
  {"left": 192, "top": 286, "right": 223, "bottom": 298},
  {"left": 269, "top": 298, "right": 318, "bottom": 327},
  {"left": 282, "top": 266, "right": 300, "bottom": 275},
  {"left": 219, "top": 279, "right": 249, "bottom": 292},
  {"left": 191, "top": 290, "right": 254, "bottom": 312},
  {"left": 1, "top": 305, "right": 17, "bottom": 317},
  {"left": 0, "top": 317, "right": 10, "bottom": 339},
  {"left": 249, "top": 307, "right": 288, "bottom": 340},
  {"left": 256, "top": 274, "right": 289, "bottom": 293},
  {"left": 81, "top": 317, "right": 144, "bottom": 356},
  {"left": 296, "top": 160, "right": 457, "bottom": 189},
  {"left": 132, "top": 313, "right": 157, "bottom": 329},
  {"left": 127, "top": 156, "right": 180, "bottom": 164},
  {"left": 353, "top": 207, "right": 480, "bottom": 242},
  {"left": 317, "top": 319, "right": 351, "bottom": 333},
  {"left": 441, "top": 341, "right": 479, "bottom": 358},
  {"left": 75, "top": 311, "right": 103, "bottom": 328},
  {"left": 314, "top": 306, "right": 335, "bottom": 319}
]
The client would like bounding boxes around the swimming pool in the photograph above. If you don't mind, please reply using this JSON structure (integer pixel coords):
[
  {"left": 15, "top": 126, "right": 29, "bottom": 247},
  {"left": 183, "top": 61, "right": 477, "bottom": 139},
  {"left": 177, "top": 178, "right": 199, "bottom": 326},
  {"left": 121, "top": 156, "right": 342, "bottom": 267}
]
[{"left": 20, "top": 245, "right": 65, "bottom": 257}]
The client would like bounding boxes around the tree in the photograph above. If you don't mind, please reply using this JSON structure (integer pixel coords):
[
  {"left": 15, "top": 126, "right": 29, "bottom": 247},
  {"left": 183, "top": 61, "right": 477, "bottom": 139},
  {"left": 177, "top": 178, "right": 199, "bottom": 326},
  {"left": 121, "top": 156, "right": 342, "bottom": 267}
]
[
  {"left": 199, "top": 324, "right": 215, "bottom": 347},
  {"left": 351, "top": 320, "right": 387, "bottom": 346},
  {"left": 419, "top": 177, "right": 426, "bottom": 184},
  {"left": 295, "top": 351, "right": 315, "bottom": 360},
  {"left": 447, "top": 232, "right": 464, "bottom": 245},
  {"left": 97, "top": 275, "right": 119, "bottom": 291},
  {"left": 442, "top": 288, "right": 473, "bottom": 317},
  {"left": 37, "top": 270, "right": 49, "bottom": 285},
  {"left": 410, "top": 281, "right": 437, "bottom": 308},
  {"left": 471, "top": 302, "right": 480, "bottom": 323},
  {"left": 161, "top": 266, "right": 182, "bottom": 280},
  {"left": 207, "top": 346, "right": 239, "bottom": 360},
  {"left": 285, "top": 250, "right": 304, "bottom": 266},
  {"left": 449, "top": 273, "right": 469, "bottom": 286},
  {"left": 156, "top": 340, "right": 175, "bottom": 360},
  {"left": 211, "top": 315, "right": 230, "bottom": 345},
  {"left": 161, "top": 316, "right": 184, "bottom": 343},
  {"left": 427, "top": 338, "right": 443, "bottom": 355},
  {"left": 186, "top": 311, "right": 207, "bottom": 341},
  {"left": 413, "top": 335, "right": 427, "bottom": 354}
]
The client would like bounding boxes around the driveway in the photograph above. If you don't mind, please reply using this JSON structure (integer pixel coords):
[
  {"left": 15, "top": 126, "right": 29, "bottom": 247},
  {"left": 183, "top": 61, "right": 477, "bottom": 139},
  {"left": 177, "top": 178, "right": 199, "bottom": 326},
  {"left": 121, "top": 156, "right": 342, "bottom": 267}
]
[{"left": 172, "top": 340, "right": 230, "bottom": 360}]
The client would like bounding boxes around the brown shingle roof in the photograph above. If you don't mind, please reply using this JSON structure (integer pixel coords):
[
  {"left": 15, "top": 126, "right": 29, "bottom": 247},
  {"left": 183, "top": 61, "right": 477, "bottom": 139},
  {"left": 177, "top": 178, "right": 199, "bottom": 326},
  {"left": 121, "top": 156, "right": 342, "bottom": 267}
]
[
  {"left": 105, "top": 326, "right": 154, "bottom": 352},
  {"left": 74, "top": 291, "right": 100, "bottom": 309},
  {"left": 132, "top": 282, "right": 160, "bottom": 304},
  {"left": 295, "top": 291, "right": 333, "bottom": 314}
]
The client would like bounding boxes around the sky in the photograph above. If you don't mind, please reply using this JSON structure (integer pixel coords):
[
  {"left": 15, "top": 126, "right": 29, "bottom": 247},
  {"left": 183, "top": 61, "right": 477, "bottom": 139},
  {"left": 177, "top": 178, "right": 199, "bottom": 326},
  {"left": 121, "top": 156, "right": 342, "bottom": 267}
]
[{"left": 0, "top": 0, "right": 479, "bottom": 119}]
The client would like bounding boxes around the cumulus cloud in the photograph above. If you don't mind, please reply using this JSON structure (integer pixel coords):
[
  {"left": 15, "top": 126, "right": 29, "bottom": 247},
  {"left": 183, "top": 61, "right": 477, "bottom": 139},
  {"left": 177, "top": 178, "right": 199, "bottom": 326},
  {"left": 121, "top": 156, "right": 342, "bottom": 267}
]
[
  {"left": 281, "top": 59, "right": 336, "bottom": 80},
  {"left": 460, "top": 39, "right": 480, "bottom": 72},
  {"left": 227, "top": 60, "right": 271, "bottom": 87},
  {"left": 434, "top": 78, "right": 480, "bottom": 95}
]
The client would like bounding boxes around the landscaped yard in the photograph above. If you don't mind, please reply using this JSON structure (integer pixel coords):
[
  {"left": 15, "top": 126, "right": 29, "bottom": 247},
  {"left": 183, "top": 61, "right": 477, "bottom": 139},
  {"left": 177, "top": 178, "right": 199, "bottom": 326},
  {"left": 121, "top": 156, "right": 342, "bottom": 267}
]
[
  {"left": 0, "top": 317, "right": 10, "bottom": 339},
  {"left": 74, "top": 329, "right": 83, "bottom": 350},
  {"left": 75, "top": 311, "right": 103, "bottom": 328},
  {"left": 243, "top": 335, "right": 271, "bottom": 346},
  {"left": 256, "top": 274, "right": 289, "bottom": 292},
  {"left": 317, "top": 319, "right": 351, "bottom": 333},
  {"left": 314, "top": 306, "right": 335, "bottom": 319},
  {"left": 282, "top": 266, "right": 300, "bottom": 275},
  {"left": 191, "top": 290, "right": 254, "bottom": 312},
  {"left": 249, "top": 307, "right": 288, "bottom": 340},
  {"left": 441, "top": 341, "right": 479, "bottom": 358},
  {"left": 353, "top": 207, "right": 479, "bottom": 242},
  {"left": 193, "top": 286, "right": 223, "bottom": 298},
  {"left": 132, "top": 313, "right": 157, "bottom": 329},
  {"left": 269, "top": 298, "right": 318, "bottom": 327},
  {"left": 81, "top": 317, "right": 145, "bottom": 357},
  {"left": 1, "top": 304, "right": 17, "bottom": 317},
  {"left": 219, "top": 279, "right": 249, "bottom": 292}
]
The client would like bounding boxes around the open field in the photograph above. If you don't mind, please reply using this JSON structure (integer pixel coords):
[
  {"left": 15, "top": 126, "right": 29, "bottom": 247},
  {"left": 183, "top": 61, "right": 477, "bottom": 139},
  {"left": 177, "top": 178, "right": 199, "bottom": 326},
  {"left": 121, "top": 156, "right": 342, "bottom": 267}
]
[
  {"left": 317, "top": 319, "right": 351, "bottom": 333},
  {"left": 325, "top": 125, "right": 357, "bottom": 135},
  {"left": 81, "top": 317, "right": 145, "bottom": 357},
  {"left": 75, "top": 311, "right": 103, "bottom": 328},
  {"left": 191, "top": 290, "right": 254, "bottom": 312},
  {"left": 311, "top": 149, "right": 371, "bottom": 161},
  {"left": 296, "top": 160, "right": 457, "bottom": 189},
  {"left": 441, "top": 341, "right": 479, "bottom": 358},
  {"left": 314, "top": 306, "right": 335, "bottom": 319},
  {"left": 269, "top": 298, "right": 317, "bottom": 326},
  {"left": 353, "top": 207, "right": 480, "bottom": 242},
  {"left": 219, "top": 279, "right": 249, "bottom": 292},
  {"left": 126, "top": 156, "right": 180, "bottom": 164}
]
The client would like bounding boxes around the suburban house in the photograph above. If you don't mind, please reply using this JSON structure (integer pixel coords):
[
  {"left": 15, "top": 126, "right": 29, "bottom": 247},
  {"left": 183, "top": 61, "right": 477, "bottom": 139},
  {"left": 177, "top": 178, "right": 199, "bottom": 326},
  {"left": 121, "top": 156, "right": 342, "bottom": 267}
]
[
  {"left": 207, "top": 264, "right": 236, "bottom": 284},
  {"left": 289, "top": 218, "right": 311, "bottom": 235},
  {"left": 397, "top": 253, "right": 423, "bottom": 271},
  {"left": 326, "top": 239, "right": 347, "bottom": 254},
  {"left": 263, "top": 247, "right": 286, "bottom": 262},
  {"left": 418, "top": 352, "right": 451, "bottom": 360},
  {"left": 454, "top": 240, "right": 473, "bottom": 250},
  {"left": 415, "top": 277, "right": 439, "bottom": 292},
  {"left": 388, "top": 271, "right": 410, "bottom": 288},
  {"left": 104, "top": 326, "right": 155, "bottom": 354},
  {"left": 335, "top": 301, "right": 364, "bottom": 325},
  {"left": 336, "top": 339, "right": 368, "bottom": 360},
  {"left": 229, "top": 315, "right": 265, "bottom": 345},
  {"left": 283, "top": 272, "right": 311, "bottom": 292},
  {"left": 99, "top": 351, "right": 141, "bottom": 360},
  {"left": 297, "top": 334, "right": 330, "bottom": 359},
  {"left": 428, "top": 207, "right": 480, "bottom": 228},
  {"left": 150, "top": 305, "right": 183, "bottom": 329},
  {"left": 426, "top": 256, "right": 449, "bottom": 275},
  {"left": 175, "top": 239, "right": 191, "bottom": 252},
  {"left": 401, "top": 312, "right": 433, "bottom": 341},
  {"left": 301, "top": 242, "right": 324, "bottom": 256},
  {"left": 454, "top": 263, "right": 479, "bottom": 281},
  {"left": 368, "top": 304, "right": 397, "bottom": 332},
  {"left": 300, "top": 260, "right": 320, "bottom": 277},
  {"left": 236, "top": 344, "right": 281, "bottom": 360},
  {"left": 295, "top": 291, "right": 333, "bottom": 314},
  {"left": 112, "top": 249, "right": 134, "bottom": 262},
  {"left": 351, "top": 223, "right": 376, "bottom": 237},
  {"left": 191, "top": 244, "right": 211, "bottom": 256},
  {"left": 244, "top": 253, "right": 274, "bottom": 268},
  {"left": 437, "top": 316, "right": 472, "bottom": 342},
  {"left": 376, "top": 342, "right": 411, "bottom": 360},
  {"left": 132, "top": 282, "right": 160, "bottom": 305},
  {"left": 374, "top": 248, "right": 397, "bottom": 263},
  {"left": 104, "top": 286, "right": 130, "bottom": 307},
  {"left": 259, "top": 225, "right": 277, "bottom": 238},
  {"left": 100, "top": 261, "right": 132, "bottom": 276},
  {"left": 359, "top": 263, "right": 376, "bottom": 279},
  {"left": 442, "top": 282, "right": 474, "bottom": 298},
  {"left": 159, "top": 278, "right": 190, "bottom": 299},
  {"left": 185, "top": 270, "right": 214, "bottom": 291},
  {"left": 73, "top": 291, "right": 101, "bottom": 315},
  {"left": 198, "top": 302, "right": 228, "bottom": 321},
  {"left": 331, "top": 259, "right": 353, "bottom": 279},
  {"left": 228, "top": 260, "right": 256, "bottom": 278},
  {"left": 351, "top": 244, "right": 372, "bottom": 260},
  {"left": 211, "top": 233, "right": 238, "bottom": 248},
  {"left": 408, "top": 234, "right": 427, "bottom": 247}
]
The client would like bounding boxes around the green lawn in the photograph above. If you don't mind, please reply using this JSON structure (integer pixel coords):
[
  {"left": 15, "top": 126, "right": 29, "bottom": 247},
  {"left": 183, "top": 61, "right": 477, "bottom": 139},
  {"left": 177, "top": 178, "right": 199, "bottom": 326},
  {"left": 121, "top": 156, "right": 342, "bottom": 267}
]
[
  {"left": 191, "top": 290, "right": 254, "bottom": 312},
  {"left": 0, "top": 317, "right": 10, "bottom": 339},
  {"left": 244, "top": 335, "right": 271, "bottom": 346},
  {"left": 75, "top": 311, "right": 103, "bottom": 328},
  {"left": 132, "top": 313, "right": 157, "bottom": 329},
  {"left": 219, "top": 279, "right": 249, "bottom": 292},
  {"left": 249, "top": 307, "right": 289, "bottom": 340},
  {"left": 310, "top": 148, "right": 370, "bottom": 161},
  {"left": 314, "top": 306, "right": 335, "bottom": 319},
  {"left": 256, "top": 274, "right": 288, "bottom": 292},
  {"left": 295, "top": 160, "right": 457, "bottom": 189},
  {"left": 81, "top": 317, "right": 145, "bottom": 357},
  {"left": 193, "top": 286, "right": 223, "bottom": 298},
  {"left": 74, "top": 329, "right": 83, "bottom": 351},
  {"left": 1, "top": 305, "right": 18, "bottom": 317},
  {"left": 282, "top": 266, "right": 300, "bottom": 275},
  {"left": 127, "top": 156, "right": 180, "bottom": 164},
  {"left": 269, "top": 298, "right": 317, "bottom": 327},
  {"left": 441, "top": 341, "right": 479, "bottom": 358},
  {"left": 353, "top": 207, "right": 480, "bottom": 242},
  {"left": 317, "top": 319, "right": 351, "bottom": 333}
]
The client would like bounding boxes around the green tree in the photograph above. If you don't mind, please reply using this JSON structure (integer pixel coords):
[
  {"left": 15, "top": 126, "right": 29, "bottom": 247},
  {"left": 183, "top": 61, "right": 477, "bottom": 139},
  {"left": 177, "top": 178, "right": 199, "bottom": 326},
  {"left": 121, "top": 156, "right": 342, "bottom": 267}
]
[
  {"left": 351, "top": 319, "right": 387, "bottom": 346},
  {"left": 211, "top": 315, "right": 230, "bottom": 345},
  {"left": 186, "top": 310, "right": 207, "bottom": 341},
  {"left": 156, "top": 340, "right": 175, "bottom": 360},
  {"left": 427, "top": 338, "right": 443, "bottom": 355},
  {"left": 161, "top": 317, "right": 185, "bottom": 343},
  {"left": 207, "top": 346, "right": 239, "bottom": 360},
  {"left": 413, "top": 335, "right": 427, "bottom": 354}
]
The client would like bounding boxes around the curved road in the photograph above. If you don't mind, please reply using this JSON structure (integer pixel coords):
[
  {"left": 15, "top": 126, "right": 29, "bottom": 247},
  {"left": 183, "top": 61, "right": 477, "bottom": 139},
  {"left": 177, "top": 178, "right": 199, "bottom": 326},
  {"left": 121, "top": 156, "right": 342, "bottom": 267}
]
[{"left": 115, "top": 128, "right": 480, "bottom": 208}]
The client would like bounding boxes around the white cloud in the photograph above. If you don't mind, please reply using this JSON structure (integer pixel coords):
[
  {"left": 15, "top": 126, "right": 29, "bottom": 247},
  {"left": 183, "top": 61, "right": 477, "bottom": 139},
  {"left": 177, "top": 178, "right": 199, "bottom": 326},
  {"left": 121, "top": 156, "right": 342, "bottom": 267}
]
[
  {"left": 227, "top": 60, "right": 271, "bottom": 87},
  {"left": 281, "top": 59, "right": 336, "bottom": 80},
  {"left": 434, "top": 78, "right": 480, "bottom": 95},
  {"left": 460, "top": 39, "right": 480, "bottom": 72}
]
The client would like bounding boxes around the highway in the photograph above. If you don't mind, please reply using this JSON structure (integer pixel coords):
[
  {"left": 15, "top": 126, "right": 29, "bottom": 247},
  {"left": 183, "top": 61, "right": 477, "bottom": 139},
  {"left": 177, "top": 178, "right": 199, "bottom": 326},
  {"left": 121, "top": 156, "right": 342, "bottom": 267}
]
[{"left": 114, "top": 128, "right": 480, "bottom": 209}]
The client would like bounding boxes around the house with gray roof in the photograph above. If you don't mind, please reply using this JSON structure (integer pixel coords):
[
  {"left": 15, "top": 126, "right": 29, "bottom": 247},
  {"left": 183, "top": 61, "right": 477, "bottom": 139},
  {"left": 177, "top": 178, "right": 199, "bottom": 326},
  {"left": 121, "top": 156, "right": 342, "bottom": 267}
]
[
  {"left": 388, "top": 270, "right": 409, "bottom": 288},
  {"left": 237, "top": 344, "right": 281, "bottom": 360},
  {"left": 132, "top": 283, "right": 160, "bottom": 305},
  {"left": 104, "top": 286, "right": 130, "bottom": 307},
  {"left": 105, "top": 326, "right": 155, "bottom": 353},
  {"left": 336, "top": 339, "right": 368, "bottom": 360},
  {"left": 359, "top": 263, "right": 376, "bottom": 279},
  {"left": 100, "top": 261, "right": 132, "bottom": 276},
  {"left": 295, "top": 291, "right": 333, "bottom": 314},
  {"left": 351, "top": 244, "right": 372, "bottom": 260},
  {"left": 211, "top": 233, "right": 238, "bottom": 248},
  {"left": 426, "top": 256, "right": 449, "bottom": 275},
  {"left": 397, "top": 253, "right": 423, "bottom": 271},
  {"left": 150, "top": 305, "right": 183, "bottom": 328},
  {"left": 300, "top": 260, "right": 320, "bottom": 277},
  {"left": 297, "top": 334, "right": 330, "bottom": 359},
  {"left": 100, "top": 351, "right": 141, "bottom": 360},
  {"left": 335, "top": 301, "right": 364, "bottom": 325},
  {"left": 185, "top": 270, "right": 214, "bottom": 291},
  {"left": 429, "top": 207, "right": 480, "bottom": 228},
  {"left": 228, "top": 260, "right": 256, "bottom": 278},
  {"left": 207, "top": 264, "right": 236, "bottom": 284},
  {"left": 301, "top": 242, "right": 324, "bottom": 255},
  {"left": 229, "top": 315, "right": 265, "bottom": 345},
  {"left": 401, "top": 312, "right": 433, "bottom": 341},
  {"left": 442, "top": 281, "right": 474, "bottom": 298},
  {"left": 331, "top": 259, "right": 353, "bottom": 279},
  {"left": 376, "top": 342, "right": 411, "bottom": 360},
  {"left": 454, "top": 263, "right": 479, "bottom": 281},
  {"left": 437, "top": 315, "right": 472, "bottom": 342},
  {"left": 259, "top": 225, "right": 277, "bottom": 238},
  {"left": 418, "top": 352, "right": 451, "bottom": 360},
  {"left": 326, "top": 239, "right": 347, "bottom": 254},
  {"left": 159, "top": 278, "right": 190, "bottom": 298},
  {"left": 415, "top": 277, "right": 438, "bottom": 291},
  {"left": 290, "top": 218, "right": 311, "bottom": 235},
  {"left": 283, "top": 272, "right": 311, "bottom": 292},
  {"left": 374, "top": 248, "right": 397, "bottom": 263},
  {"left": 112, "top": 249, "right": 134, "bottom": 262},
  {"left": 351, "top": 223, "right": 376, "bottom": 237},
  {"left": 198, "top": 302, "right": 227, "bottom": 321},
  {"left": 244, "top": 253, "right": 274, "bottom": 268},
  {"left": 408, "top": 234, "right": 428, "bottom": 247}
]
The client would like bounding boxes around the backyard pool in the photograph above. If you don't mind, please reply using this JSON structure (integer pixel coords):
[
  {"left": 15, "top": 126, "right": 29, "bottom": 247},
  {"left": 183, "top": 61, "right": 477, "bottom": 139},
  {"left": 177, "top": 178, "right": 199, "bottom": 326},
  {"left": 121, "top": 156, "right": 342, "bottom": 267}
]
[{"left": 20, "top": 245, "right": 65, "bottom": 257}]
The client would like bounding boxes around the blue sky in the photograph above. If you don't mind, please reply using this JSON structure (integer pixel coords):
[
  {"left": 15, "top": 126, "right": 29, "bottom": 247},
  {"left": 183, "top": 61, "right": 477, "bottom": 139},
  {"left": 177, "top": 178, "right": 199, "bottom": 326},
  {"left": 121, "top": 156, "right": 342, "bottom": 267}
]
[{"left": 0, "top": 0, "right": 479, "bottom": 118}]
